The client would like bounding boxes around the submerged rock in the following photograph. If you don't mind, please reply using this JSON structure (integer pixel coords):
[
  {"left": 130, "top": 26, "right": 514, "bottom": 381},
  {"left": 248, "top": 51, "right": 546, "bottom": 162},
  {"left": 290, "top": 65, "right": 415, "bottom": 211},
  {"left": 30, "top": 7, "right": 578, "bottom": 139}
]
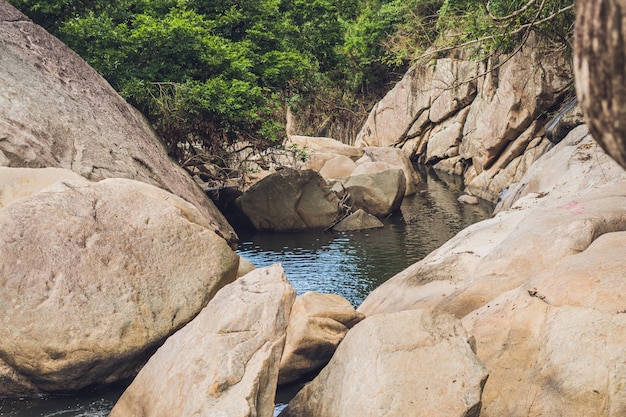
[
  {"left": 0, "top": 177, "right": 239, "bottom": 394},
  {"left": 110, "top": 264, "right": 295, "bottom": 417},
  {"left": 332, "top": 209, "right": 384, "bottom": 232},
  {"left": 279, "top": 309, "right": 488, "bottom": 417}
]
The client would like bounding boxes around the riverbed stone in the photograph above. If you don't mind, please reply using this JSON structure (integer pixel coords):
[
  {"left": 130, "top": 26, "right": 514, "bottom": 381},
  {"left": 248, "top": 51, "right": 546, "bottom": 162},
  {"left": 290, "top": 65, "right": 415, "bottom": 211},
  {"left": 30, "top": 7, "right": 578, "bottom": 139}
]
[
  {"left": 360, "top": 146, "right": 420, "bottom": 196},
  {"left": 278, "top": 292, "right": 364, "bottom": 386},
  {"left": 357, "top": 125, "right": 626, "bottom": 416},
  {"left": 463, "top": 231, "right": 626, "bottom": 416},
  {"left": 110, "top": 264, "right": 295, "bottom": 417},
  {"left": 287, "top": 135, "right": 364, "bottom": 159},
  {"left": 319, "top": 155, "right": 357, "bottom": 180},
  {"left": 0, "top": 177, "right": 239, "bottom": 394},
  {"left": 332, "top": 209, "right": 384, "bottom": 232},
  {"left": 235, "top": 168, "right": 341, "bottom": 231},
  {"left": 343, "top": 162, "right": 405, "bottom": 217},
  {"left": 279, "top": 309, "right": 488, "bottom": 417},
  {"left": 0, "top": 3, "right": 236, "bottom": 243}
]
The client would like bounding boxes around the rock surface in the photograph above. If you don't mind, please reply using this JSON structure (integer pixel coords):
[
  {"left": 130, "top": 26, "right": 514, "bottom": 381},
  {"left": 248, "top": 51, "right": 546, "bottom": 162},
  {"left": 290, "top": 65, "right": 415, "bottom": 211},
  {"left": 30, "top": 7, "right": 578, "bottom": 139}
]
[
  {"left": 358, "top": 125, "right": 626, "bottom": 416},
  {"left": 278, "top": 292, "right": 364, "bottom": 386},
  {"left": 575, "top": 0, "right": 626, "bottom": 170},
  {"left": 332, "top": 209, "right": 384, "bottom": 232},
  {"left": 343, "top": 162, "right": 405, "bottom": 217},
  {"left": 0, "top": 166, "right": 82, "bottom": 208},
  {"left": 235, "top": 168, "right": 341, "bottom": 231},
  {"left": 0, "top": 177, "right": 239, "bottom": 394},
  {"left": 110, "top": 264, "right": 295, "bottom": 417},
  {"left": 279, "top": 309, "right": 488, "bottom": 417},
  {"left": 355, "top": 35, "right": 571, "bottom": 202},
  {"left": 360, "top": 146, "right": 419, "bottom": 196},
  {"left": 0, "top": 2, "right": 236, "bottom": 243}
]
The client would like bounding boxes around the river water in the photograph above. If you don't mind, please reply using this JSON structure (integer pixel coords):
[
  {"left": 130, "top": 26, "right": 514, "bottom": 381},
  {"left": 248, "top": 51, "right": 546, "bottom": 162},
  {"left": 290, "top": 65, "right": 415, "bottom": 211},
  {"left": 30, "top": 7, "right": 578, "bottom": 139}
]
[{"left": 0, "top": 168, "right": 492, "bottom": 417}]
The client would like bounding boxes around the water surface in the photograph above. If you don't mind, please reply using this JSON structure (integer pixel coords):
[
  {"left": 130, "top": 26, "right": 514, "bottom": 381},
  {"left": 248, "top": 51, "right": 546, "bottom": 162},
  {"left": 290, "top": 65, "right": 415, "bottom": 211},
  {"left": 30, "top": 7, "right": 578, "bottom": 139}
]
[{"left": 0, "top": 168, "right": 493, "bottom": 417}]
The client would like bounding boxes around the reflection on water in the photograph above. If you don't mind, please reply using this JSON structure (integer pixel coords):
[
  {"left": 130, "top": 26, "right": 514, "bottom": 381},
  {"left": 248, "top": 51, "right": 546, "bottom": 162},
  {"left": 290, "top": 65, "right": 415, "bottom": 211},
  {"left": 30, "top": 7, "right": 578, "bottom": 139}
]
[
  {"left": 0, "top": 168, "right": 493, "bottom": 417},
  {"left": 238, "top": 168, "right": 493, "bottom": 307}
]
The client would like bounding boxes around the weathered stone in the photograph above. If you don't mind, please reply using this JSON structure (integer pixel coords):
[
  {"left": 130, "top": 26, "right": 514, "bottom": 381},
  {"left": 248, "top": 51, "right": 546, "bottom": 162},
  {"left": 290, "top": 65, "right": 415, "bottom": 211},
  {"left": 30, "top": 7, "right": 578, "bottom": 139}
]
[
  {"left": 235, "top": 168, "right": 341, "bottom": 231},
  {"left": 426, "top": 108, "right": 469, "bottom": 164},
  {"left": 286, "top": 135, "right": 364, "bottom": 159},
  {"left": 457, "top": 194, "right": 479, "bottom": 205},
  {"left": 359, "top": 126, "right": 626, "bottom": 320},
  {"left": 278, "top": 292, "right": 364, "bottom": 386},
  {"left": 355, "top": 59, "right": 481, "bottom": 148},
  {"left": 545, "top": 98, "right": 584, "bottom": 144},
  {"left": 343, "top": 162, "right": 405, "bottom": 218},
  {"left": 0, "top": 178, "right": 239, "bottom": 394},
  {"left": 279, "top": 310, "right": 488, "bottom": 417},
  {"left": 358, "top": 125, "right": 626, "bottom": 415},
  {"left": 575, "top": 0, "right": 626, "bottom": 170},
  {"left": 460, "top": 35, "right": 571, "bottom": 173},
  {"left": 319, "top": 155, "right": 357, "bottom": 180},
  {"left": 332, "top": 209, "right": 384, "bottom": 232},
  {"left": 360, "top": 146, "right": 420, "bottom": 196},
  {"left": 0, "top": 167, "right": 83, "bottom": 208},
  {"left": 0, "top": 3, "right": 236, "bottom": 244},
  {"left": 463, "top": 232, "right": 626, "bottom": 416},
  {"left": 110, "top": 264, "right": 295, "bottom": 417}
]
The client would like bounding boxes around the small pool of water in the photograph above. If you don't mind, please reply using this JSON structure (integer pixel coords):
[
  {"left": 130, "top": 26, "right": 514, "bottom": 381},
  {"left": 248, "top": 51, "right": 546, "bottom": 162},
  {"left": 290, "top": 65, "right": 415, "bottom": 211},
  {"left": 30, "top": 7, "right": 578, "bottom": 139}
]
[
  {"left": 237, "top": 168, "right": 493, "bottom": 307},
  {"left": 0, "top": 168, "right": 493, "bottom": 417}
]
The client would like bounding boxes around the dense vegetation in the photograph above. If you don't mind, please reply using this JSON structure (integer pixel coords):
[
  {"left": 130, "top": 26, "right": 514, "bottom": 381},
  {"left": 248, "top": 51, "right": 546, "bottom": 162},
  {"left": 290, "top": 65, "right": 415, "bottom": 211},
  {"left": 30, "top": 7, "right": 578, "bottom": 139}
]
[{"left": 9, "top": 0, "right": 574, "bottom": 179}]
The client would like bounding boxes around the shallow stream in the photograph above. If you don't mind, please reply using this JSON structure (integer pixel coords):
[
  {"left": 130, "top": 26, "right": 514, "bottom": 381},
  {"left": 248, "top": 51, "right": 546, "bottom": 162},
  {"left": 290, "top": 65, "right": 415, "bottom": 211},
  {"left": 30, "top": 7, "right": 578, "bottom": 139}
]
[{"left": 0, "top": 168, "right": 493, "bottom": 417}]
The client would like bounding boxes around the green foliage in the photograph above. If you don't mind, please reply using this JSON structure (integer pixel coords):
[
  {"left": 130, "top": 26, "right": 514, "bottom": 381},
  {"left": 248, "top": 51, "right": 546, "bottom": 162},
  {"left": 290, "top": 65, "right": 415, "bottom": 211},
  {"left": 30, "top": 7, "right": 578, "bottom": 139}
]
[{"left": 8, "top": 0, "right": 574, "bottom": 173}]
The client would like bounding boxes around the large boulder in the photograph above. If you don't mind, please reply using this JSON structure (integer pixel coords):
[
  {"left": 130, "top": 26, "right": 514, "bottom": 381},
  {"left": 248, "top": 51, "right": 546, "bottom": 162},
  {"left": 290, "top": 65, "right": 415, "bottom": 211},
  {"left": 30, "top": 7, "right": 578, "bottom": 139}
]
[
  {"left": 360, "top": 146, "right": 420, "bottom": 196},
  {"left": 278, "top": 292, "right": 364, "bottom": 386},
  {"left": 355, "top": 58, "right": 480, "bottom": 148},
  {"left": 575, "top": 0, "right": 626, "bottom": 170},
  {"left": 462, "top": 231, "right": 626, "bottom": 416},
  {"left": 460, "top": 33, "right": 570, "bottom": 173},
  {"left": 0, "top": 177, "right": 240, "bottom": 394},
  {"left": 279, "top": 309, "right": 488, "bottom": 417},
  {"left": 331, "top": 209, "right": 384, "bottom": 232},
  {"left": 358, "top": 125, "right": 626, "bottom": 415},
  {"left": 0, "top": 2, "right": 236, "bottom": 244},
  {"left": 286, "top": 135, "right": 364, "bottom": 159},
  {"left": 0, "top": 166, "right": 82, "bottom": 208},
  {"left": 343, "top": 162, "right": 405, "bottom": 217},
  {"left": 235, "top": 168, "right": 341, "bottom": 231},
  {"left": 110, "top": 264, "right": 295, "bottom": 417}
]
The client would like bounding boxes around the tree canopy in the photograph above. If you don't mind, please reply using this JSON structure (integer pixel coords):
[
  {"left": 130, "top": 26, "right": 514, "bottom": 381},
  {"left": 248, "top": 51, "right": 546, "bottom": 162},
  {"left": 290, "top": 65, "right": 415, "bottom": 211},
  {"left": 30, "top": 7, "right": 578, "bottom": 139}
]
[{"left": 8, "top": 0, "right": 574, "bottom": 175}]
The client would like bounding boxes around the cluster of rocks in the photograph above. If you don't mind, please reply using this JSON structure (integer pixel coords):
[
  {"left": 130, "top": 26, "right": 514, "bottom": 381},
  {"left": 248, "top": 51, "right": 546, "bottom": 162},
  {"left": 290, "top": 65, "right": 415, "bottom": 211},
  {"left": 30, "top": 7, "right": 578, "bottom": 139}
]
[
  {"left": 354, "top": 33, "right": 584, "bottom": 204},
  {"left": 232, "top": 135, "right": 420, "bottom": 232},
  {"left": 3, "top": 0, "right": 626, "bottom": 416}
]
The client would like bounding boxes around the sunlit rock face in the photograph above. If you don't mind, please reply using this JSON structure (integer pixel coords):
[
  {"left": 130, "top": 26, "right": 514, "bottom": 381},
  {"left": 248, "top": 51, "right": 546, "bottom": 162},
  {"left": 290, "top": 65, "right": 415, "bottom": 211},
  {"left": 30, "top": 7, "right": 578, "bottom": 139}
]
[
  {"left": 0, "top": 178, "right": 239, "bottom": 395},
  {"left": 110, "top": 264, "right": 295, "bottom": 417},
  {"left": 0, "top": 1, "right": 236, "bottom": 244},
  {"left": 355, "top": 33, "right": 572, "bottom": 202}
]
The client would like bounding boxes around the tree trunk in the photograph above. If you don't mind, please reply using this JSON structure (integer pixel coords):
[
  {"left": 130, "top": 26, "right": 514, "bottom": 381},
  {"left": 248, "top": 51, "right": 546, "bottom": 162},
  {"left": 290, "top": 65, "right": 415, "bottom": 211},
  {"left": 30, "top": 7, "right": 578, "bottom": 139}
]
[{"left": 574, "top": 0, "right": 626, "bottom": 169}]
